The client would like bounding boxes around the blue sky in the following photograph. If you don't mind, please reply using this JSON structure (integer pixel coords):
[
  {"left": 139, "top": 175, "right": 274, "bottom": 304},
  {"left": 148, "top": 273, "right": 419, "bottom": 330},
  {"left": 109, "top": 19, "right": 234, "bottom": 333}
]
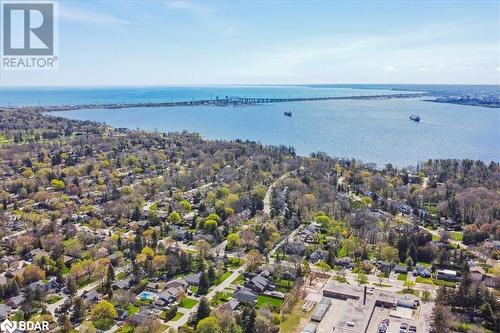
[{"left": 1, "top": 0, "right": 499, "bottom": 86}]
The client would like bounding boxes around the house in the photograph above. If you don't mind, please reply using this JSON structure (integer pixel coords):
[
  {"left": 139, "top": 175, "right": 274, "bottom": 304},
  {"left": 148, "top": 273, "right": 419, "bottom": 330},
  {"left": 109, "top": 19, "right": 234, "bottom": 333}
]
[
  {"left": 81, "top": 290, "right": 100, "bottom": 303},
  {"left": 245, "top": 274, "right": 275, "bottom": 293},
  {"left": 184, "top": 272, "right": 202, "bottom": 286},
  {"left": 233, "top": 287, "right": 257, "bottom": 305},
  {"left": 7, "top": 295, "right": 24, "bottom": 308},
  {"left": 378, "top": 261, "right": 392, "bottom": 274},
  {"left": 113, "top": 277, "right": 133, "bottom": 290},
  {"left": 130, "top": 310, "right": 155, "bottom": 325},
  {"left": 436, "top": 269, "right": 459, "bottom": 281},
  {"left": 334, "top": 257, "right": 354, "bottom": 269},
  {"left": 309, "top": 251, "right": 327, "bottom": 264},
  {"left": 0, "top": 304, "right": 12, "bottom": 320},
  {"left": 394, "top": 265, "right": 408, "bottom": 274},
  {"left": 413, "top": 265, "right": 431, "bottom": 278},
  {"left": 165, "top": 279, "right": 188, "bottom": 290},
  {"left": 116, "top": 309, "right": 128, "bottom": 321},
  {"left": 219, "top": 299, "right": 239, "bottom": 311},
  {"left": 146, "top": 282, "right": 161, "bottom": 291}
]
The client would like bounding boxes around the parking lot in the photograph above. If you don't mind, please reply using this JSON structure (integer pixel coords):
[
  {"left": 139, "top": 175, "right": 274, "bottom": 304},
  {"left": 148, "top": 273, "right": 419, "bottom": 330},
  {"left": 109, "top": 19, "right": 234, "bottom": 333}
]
[{"left": 366, "top": 303, "right": 432, "bottom": 333}]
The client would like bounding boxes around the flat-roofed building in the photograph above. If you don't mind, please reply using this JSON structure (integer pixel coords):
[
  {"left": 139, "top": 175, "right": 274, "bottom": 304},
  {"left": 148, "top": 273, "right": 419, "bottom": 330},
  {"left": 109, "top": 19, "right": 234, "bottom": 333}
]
[{"left": 311, "top": 298, "right": 331, "bottom": 322}]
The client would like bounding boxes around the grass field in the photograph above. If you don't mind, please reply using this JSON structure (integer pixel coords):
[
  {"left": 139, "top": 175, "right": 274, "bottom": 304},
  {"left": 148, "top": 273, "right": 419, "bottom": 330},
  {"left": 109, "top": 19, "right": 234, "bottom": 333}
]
[
  {"left": 179, "top": 298, "right": 198, "bottom": 309},
  {"left": 171, "top": 312, "right": 183, "bottom": 321},
  {"left": 416, "top": 277, "right": 457, "bottom": 287},
  {"left": 280, "top": 300, "right": 311, "bottom": 333},
  {"left": 256, "top": 295, "right": 284, "bottom": 310},
  {"left": 232, "top": 274, "right": 245, "bottom": 285},
  {"left": 451, "top": 231, "right": 464, "bottom": 241},
  {"left": 0, "top": 135, "right": 9, "bottom": 144},
  {"left": 397, "top": 273, "right": 408, "bottom": 281},
  {"left": 215, "top": 271, "right": 233, "bottom": 285}
]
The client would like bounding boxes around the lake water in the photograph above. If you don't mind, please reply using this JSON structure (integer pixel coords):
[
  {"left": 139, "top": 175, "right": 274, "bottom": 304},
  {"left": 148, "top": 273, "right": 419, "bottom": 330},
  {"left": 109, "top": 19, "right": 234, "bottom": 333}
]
[
  {"left": 0, "top": 85, "right": 409, "bottom": 106},
  {"left": 43, "top": 99, "right": 499, "bottom": 167}
]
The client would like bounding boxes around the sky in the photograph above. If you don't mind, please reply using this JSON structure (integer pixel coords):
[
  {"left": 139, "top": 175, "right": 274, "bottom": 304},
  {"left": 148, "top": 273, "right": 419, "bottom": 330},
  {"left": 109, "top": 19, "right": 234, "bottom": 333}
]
[{"left": 1, "top": 0, "right": 499, "bottom": 87}]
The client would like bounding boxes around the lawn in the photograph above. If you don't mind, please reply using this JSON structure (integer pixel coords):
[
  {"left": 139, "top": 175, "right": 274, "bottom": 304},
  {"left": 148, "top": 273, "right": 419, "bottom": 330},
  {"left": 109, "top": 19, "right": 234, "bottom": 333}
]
[
  {"left": 276, "top": 278, "right": 294, "bottom": 292},
  {"left": 93, "top": 318, "right": 115, "bottom": 330},
  {"left": 280, "top": 300, "right": 311, "bottom": 333},
  {"left": 46, "top": 294, "right": 63, "bottom": 304},
  {"left": 127, "top": 305, "right": 140, "bottom": 315},
  {"left": 416, "top": 277, "right": 456, "bottom": 288},
  {"left": 397, "top": 273, "right": 408, "bottom": 281},
  {"left": 433, "top": 279, "right": 457, "bottom": 287},
  {"left": 232, "top": 274, "right": 245, "bottom": 285},
  {"left": 0, "top": 134, "right": 10, "bottom": 144},
  {"left": 228, "top": 258, "right": 245, "bottom": 269},
  {"left": 179, "top": 298, "right": 198, "bottom": 309},
  {"left": 171, "top": 312, "right": 183, "bottom": 321},
  {"left": 415, "top": 277, "right": 434, "bottom": 285},
  {"left": 190, "top": 286, "right": 199, "bottom": 294},
  {"left": 396, "top": 289, "right": 420, "bottom": 297},
  {"left": 214, "top": 271, "right": 233, "bottom": 286},
  {"left": 116, "top": 324, "right": 135, "bottom": 333},
  {"left": 256, "top": 295, "right": 284, "bottom": 311}
]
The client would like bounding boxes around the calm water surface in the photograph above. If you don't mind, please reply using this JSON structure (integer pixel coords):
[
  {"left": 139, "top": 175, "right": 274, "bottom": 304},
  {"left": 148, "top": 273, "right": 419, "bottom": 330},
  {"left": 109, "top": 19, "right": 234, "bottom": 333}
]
[{"left": 49, "top": 97, "right": 500, "bottom": 167}]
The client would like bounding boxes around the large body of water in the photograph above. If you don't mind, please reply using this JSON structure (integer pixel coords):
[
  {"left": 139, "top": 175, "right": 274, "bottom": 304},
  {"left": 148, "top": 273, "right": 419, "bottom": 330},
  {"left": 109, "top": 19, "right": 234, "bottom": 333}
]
[{"left": 2, "top": 85, "right": 499, "bottom": 167}]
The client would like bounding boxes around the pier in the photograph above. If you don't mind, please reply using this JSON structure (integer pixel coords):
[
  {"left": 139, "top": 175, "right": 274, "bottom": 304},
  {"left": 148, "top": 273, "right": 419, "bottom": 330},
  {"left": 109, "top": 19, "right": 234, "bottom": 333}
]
[{"left": 8, "top": 93, "right": 427, "bottom": 112}]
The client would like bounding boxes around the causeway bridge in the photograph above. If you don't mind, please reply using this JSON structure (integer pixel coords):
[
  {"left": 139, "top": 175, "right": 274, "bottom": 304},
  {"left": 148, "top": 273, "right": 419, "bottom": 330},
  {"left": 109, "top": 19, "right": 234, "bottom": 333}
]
[{"left": 13, "top": 92, "right": 427, "bottom": 112}]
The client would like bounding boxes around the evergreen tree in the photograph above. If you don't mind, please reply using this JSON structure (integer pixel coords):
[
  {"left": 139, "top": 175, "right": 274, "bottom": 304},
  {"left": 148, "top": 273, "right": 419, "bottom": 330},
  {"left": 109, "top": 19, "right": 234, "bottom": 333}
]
[
  {"left": 207, "top": 266, "right": 216, "bottom": 285},
  {"left": 397, "top": 235, "right": 409, "bottom": 262},
  {"left": 131, "top": 206, "right": 141, "bottom": 221},
  {"left": 199, "top": 270, "right": 209, "bottom": 295},
  {"left": 134, "top": 229, "right": 143, "bottom": 252},
  {"left": 407, "top": 243, "right": 418, "bottom": 263},
  {"left": 196, "top": 297, "right": 210, "bottom": 324},
  {"left": 71, "top": 297, "right": 85, "bottom": 323}
]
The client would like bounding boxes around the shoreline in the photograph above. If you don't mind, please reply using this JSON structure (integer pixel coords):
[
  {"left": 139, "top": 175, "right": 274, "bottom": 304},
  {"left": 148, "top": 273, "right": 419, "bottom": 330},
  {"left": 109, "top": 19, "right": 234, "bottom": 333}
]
[{"left": 4, "top": 92, "right": 427, "bottom": 112}]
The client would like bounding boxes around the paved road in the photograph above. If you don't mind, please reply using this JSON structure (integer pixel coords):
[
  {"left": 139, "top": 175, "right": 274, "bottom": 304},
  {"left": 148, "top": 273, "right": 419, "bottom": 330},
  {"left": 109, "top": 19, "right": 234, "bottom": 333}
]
[
  {"left": 263, "top": 173, "right": 288, "bottom": 216},
  {"left": 47, "top": 267, "right": 126, "bottom": 317},
  {"left": 167, "top": 263, "right": 248, "bottom": 329}
]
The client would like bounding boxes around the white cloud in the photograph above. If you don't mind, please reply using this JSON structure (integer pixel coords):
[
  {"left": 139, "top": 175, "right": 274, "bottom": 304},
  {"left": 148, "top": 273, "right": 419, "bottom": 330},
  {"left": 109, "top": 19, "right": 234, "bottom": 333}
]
[
  {"left": 382, "top": 66, "right": 399, "bottom": 72},
  {"left": 59, "top": 4, "right": 130, "bottom": 28},
  {"left": 165, "top": 0, "right": 213, "bottom": 16},
  {"left": 418, "top": 68, "right": 429, "bottom": 72}
]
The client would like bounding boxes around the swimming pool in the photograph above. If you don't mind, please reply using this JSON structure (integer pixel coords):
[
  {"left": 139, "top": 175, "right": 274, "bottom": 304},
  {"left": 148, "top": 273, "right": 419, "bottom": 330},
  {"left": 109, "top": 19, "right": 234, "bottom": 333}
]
[{"left": 137, "top": 291, "right": 157, "bottom": 301}]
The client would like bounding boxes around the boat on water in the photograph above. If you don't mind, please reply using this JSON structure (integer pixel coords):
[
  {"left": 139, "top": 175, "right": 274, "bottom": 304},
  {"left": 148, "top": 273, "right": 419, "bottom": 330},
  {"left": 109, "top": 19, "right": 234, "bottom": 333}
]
[
  {"left": 284, "top": 111, "right": 292, "bottom": 117},
  {"left": 409, "top": 114, "right": 420, "bottom": 122}
]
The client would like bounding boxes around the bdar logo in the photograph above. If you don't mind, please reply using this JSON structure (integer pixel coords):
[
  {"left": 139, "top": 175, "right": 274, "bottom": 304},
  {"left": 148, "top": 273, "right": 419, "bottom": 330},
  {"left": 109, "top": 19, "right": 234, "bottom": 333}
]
[{"left": 0, "top": 319, "right": 16, "bottom": 333}]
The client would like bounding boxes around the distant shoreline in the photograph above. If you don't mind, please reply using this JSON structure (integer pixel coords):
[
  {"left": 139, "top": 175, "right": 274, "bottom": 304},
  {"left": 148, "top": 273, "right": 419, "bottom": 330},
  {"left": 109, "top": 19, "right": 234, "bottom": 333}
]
[
  {"left": 424, "top": 99, "right": 500, "bottom": 108},
  {"left": 8, "top": 92, "right": 428, "bottom": 112}
]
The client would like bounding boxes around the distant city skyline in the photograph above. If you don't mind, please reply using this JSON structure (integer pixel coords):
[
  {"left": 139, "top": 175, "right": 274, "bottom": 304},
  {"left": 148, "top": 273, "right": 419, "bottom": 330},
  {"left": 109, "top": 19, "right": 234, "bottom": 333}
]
[{"left": 1, "top": 0, "right": 499, "bottom": 87}]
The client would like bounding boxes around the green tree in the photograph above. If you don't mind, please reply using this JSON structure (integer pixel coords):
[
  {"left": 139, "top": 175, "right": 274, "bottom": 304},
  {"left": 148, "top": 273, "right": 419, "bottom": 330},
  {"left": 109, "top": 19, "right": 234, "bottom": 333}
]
[
  {"left": 71, "top": 297, "right": 85, "bottom": 323},
  {"left": 196, "top": 316, "right": 221, "bottom": 333},
  {"left": 168, "top": 211, "right": 181, "bottom": 224},
  {"left": 226, "top": 233, "right": 240, "bottom": 250},
  {"left": 92, "top": 300, "right": 117, "bottom": 321},
  {"left": 357, "top": 272, "right": 368, "bottom": 285}
]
